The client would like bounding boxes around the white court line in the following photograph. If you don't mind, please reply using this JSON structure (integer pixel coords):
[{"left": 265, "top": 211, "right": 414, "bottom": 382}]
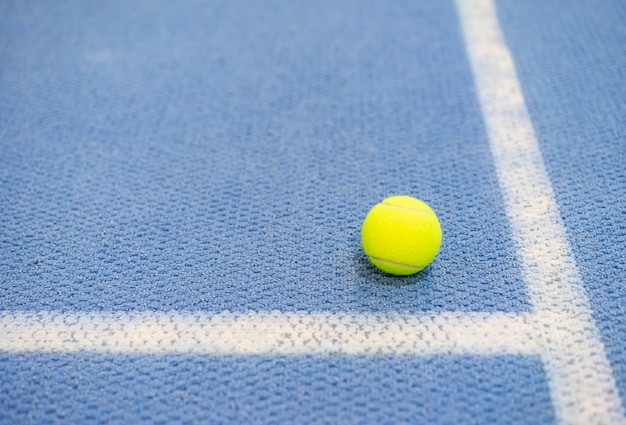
[
  {"left": 456, "top": 0, "right": 625, "bottom": 423},
  {"left": 0, "top": 311, "right": 539, "bottom": 355},
  {"left": 0, "top": 1, "right": 623, "bottom": 425}
]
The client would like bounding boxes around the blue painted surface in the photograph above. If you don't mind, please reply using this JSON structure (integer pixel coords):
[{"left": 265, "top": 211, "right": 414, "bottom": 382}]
[
  {"left": 0, "top": 0, "right": 624, "bottom": 423},
  {"left": 0, "top": 353, "right": 555, "bottom": 425},
  {"left": 0, "top": 0, "right": 526, "bottom": 314}
]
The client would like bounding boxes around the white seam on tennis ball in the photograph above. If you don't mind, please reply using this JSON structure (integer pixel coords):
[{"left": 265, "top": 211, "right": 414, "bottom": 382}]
[
  {"left": 369, "top": 256, "right": 424, "bottom": 270},
  {"left": 379, "top": 203, "right": 434, "bottom": 215}
]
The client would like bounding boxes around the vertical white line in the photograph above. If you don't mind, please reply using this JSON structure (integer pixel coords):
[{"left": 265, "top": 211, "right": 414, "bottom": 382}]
[{"left": 455, "top": 0, "right": 626, "bottom": 424}]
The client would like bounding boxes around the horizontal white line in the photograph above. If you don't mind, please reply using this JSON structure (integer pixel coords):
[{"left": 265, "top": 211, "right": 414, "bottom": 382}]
[{"left": 0, "top": 311, "right": 540, "bottom": 355}]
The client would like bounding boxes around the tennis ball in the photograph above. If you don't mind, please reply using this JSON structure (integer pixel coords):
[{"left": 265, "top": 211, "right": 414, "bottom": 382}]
[{"left": 361, "top": 195, "right": 442, "bottom": 276}]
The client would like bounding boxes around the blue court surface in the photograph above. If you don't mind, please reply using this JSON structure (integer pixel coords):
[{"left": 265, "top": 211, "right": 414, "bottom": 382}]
[{"left": 1, "top": 0, "right": 625, "bottom": 424}]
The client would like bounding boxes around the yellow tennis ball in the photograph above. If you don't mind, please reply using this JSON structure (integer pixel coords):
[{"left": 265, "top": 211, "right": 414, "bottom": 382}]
[{"left": 361, "top": 195, "right": 442, "bottom": 276}]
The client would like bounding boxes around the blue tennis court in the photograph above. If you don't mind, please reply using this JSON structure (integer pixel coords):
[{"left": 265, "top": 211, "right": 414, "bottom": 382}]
[{"left": 1, "top": 0, "right": 625, "bottom": 423}]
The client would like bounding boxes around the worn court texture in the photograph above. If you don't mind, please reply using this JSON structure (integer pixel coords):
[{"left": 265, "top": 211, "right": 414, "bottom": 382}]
[{"left": 1, "top": 0, "right": 625, "bottom": 424}]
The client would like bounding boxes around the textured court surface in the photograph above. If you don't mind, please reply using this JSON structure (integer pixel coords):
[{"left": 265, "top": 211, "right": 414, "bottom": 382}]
[{"left": 1, "top": 0, "right": 625, "bottom": 423}]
